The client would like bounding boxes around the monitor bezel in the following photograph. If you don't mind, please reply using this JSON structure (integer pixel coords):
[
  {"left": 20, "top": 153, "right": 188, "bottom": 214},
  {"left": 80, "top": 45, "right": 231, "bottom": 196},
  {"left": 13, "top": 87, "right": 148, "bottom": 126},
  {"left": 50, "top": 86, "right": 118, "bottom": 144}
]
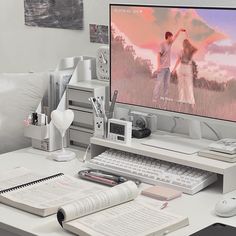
[{"left": 109, "top": 3, "right": 236, "bottom": 126}]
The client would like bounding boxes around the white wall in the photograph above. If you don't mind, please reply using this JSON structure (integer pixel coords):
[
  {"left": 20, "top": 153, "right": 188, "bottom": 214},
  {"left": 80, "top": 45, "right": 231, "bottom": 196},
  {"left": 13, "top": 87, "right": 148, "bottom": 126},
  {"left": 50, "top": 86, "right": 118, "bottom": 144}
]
[
  {"left": 1, "top": 0, "right": 236, "bottom": 139},
  {"left": 0, "top": 0, "right": 89, "bottom": 72}
]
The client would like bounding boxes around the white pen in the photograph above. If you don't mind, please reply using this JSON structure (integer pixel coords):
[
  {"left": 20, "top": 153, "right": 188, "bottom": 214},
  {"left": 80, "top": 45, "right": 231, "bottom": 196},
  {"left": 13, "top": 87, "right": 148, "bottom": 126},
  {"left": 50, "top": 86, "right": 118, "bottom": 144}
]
[
  {"left": 160, "top": 202, "right": 168, "bottom": 209},
  {"left": 88, "top": 97, "right": 99, "bottom": 117},
  {"left": 98, "top": 97, "right": 106, "bottom": 118},
  {"left": 101, "top": 96, "right": 106, "bottom": 116},
  {"left": 96, "top": 97, "right": 103, "bottom": 117},
  {"left": 82, "top": 145, "right": 90, "bottom": 162}
]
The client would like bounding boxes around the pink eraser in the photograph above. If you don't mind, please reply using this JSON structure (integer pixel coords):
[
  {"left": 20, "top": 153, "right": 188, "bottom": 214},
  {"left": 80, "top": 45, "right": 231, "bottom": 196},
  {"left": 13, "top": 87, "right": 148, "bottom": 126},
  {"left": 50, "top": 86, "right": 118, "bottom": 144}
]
[{"left": 141, "top": 185, "right": 182, "bottom": 201}]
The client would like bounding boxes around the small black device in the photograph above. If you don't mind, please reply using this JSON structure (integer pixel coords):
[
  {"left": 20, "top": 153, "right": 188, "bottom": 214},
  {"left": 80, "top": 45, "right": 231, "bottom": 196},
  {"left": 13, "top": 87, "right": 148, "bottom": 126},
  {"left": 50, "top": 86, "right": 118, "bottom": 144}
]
[
  {"left": 190, "top": 223, "right": 236, "bottom": 236},
  {"left": 132, "top": 128, "right": 151, "bottom": 139}
]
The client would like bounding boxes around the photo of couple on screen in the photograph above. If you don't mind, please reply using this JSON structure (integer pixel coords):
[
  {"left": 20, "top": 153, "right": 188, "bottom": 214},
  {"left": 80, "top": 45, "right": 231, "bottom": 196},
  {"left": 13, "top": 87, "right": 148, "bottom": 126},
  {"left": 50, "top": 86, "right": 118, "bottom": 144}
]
[
  {"left": 152, "top": 29, "right": 197, "bottom": 111},
  {"left": 110, "top": 5, "right": 236, "bottom": 122}
]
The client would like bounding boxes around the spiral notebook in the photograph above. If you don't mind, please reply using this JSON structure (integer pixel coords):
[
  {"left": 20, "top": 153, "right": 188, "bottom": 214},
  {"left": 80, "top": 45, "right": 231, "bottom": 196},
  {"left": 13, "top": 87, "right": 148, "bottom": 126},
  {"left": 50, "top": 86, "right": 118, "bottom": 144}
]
[{"left": 0, "top": 167, "right": 103, "bottom": 217}]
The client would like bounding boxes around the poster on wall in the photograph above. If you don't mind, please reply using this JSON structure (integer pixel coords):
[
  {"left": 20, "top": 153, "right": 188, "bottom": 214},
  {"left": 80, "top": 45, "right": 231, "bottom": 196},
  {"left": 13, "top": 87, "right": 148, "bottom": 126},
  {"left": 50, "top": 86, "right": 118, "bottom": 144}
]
[
  {"left": 24, "top": 0, "right": 84, "bottom": 30},
  {"left": 89, "top": 24, "right": 108, "bottom": 44}
]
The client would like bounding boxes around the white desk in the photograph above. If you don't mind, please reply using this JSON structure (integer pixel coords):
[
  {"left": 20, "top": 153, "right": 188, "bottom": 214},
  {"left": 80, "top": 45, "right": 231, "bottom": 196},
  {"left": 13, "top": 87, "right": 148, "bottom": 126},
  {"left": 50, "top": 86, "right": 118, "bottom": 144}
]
[{"left": 0, "top": 148, "right": 236, "bottom": 236}]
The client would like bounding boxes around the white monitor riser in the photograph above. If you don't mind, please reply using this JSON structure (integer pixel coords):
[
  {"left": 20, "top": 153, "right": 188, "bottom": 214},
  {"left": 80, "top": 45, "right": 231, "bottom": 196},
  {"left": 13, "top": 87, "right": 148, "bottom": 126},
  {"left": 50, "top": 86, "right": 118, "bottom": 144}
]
[{"left": 90, "top": 135, "right": 236, "bottom": 194}]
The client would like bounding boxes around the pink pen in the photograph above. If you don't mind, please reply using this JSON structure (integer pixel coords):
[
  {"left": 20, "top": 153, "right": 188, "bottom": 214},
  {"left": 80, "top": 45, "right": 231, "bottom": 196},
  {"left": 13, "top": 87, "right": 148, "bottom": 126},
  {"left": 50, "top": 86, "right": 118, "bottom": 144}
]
[
  {"left": 84, "top": 173, "right": 117, "bottom": 186},
  {"left": 160, "top": 202, "right": 168, "bottom": 210}
]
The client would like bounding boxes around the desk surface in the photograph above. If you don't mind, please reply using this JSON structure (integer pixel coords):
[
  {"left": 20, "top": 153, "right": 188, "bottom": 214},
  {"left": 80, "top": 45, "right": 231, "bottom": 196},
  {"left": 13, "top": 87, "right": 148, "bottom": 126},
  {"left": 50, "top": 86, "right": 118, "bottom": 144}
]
[{"left": 0, "top": 148, "right": 236, "bottom": 236}]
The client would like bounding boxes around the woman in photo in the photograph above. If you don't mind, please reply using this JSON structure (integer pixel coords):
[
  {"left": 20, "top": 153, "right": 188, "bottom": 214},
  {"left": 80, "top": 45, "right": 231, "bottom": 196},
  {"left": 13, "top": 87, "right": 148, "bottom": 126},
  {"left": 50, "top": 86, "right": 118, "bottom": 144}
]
[{"left": 172, "top": 38, "right": 197, "bottom": 110}]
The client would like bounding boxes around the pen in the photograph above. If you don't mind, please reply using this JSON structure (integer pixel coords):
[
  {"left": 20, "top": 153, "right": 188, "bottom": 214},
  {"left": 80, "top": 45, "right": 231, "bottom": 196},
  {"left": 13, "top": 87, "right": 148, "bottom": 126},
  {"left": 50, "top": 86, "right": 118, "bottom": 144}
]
[
  {"left": 89, "top": 171, "right": 120, "bottom": 182},
  {"left": 32, "top": 112, "right": 38, "bottom": 125},
  {"left": 101, "top": 96, "right": 107, "bottom": 121},
  {"left": 109, "top": 90, "right": 118, "bottom": 118},
  {"left": 100, "top": 96, "right": 106, "bottom": 115},
  {"left": 160, "top": 202, "right": 168, "bottom": 210},
  {"left": 84, "top": 173, "right": 117, "bottom": 185},
  {"left": 82, "top": 145, "right": 90, "bottom": 163},
  {"left": 97, "top": 96, "right": 107, "bottom": 121},
  {"left": 88, "top": 97, "right": 99, "bottom": 117},
  {"left": 88, "top": 171, "right": 131, "bottom": 184},
  {"left": 96, "top": 97, "right": 103, "bottom": 117}
]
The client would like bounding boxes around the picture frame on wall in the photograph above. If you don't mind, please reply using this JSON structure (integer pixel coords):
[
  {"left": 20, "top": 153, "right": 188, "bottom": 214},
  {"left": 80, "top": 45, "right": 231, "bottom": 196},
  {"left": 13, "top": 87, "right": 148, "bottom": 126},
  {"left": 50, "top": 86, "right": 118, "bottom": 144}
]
[
  {"left": 24, "top": 0, "right": 84, "bottom": 30},
  {"left": 90, "top": 24, "right": 109, "bottom": 44}
]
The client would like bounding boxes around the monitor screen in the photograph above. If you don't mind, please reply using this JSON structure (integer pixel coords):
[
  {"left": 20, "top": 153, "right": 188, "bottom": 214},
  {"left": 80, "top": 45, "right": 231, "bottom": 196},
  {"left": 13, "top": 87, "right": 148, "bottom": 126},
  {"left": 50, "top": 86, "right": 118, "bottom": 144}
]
[{"left": 110, "top": 4, "right": 236, "bottom": 123}]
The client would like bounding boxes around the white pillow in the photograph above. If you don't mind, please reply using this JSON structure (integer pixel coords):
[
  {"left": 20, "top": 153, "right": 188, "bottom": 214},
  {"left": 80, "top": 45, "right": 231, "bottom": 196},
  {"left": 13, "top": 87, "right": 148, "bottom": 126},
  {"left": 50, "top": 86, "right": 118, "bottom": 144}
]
[{"left": 0, "top": 73, "right": 49, "bottom": 154}]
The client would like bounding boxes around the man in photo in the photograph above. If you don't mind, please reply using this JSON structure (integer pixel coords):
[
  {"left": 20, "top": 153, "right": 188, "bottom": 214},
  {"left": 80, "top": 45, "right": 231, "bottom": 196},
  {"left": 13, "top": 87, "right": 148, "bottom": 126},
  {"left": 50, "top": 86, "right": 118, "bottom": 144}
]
[{"left": 153, "top": 29, "right": 186, "bottom": 103}]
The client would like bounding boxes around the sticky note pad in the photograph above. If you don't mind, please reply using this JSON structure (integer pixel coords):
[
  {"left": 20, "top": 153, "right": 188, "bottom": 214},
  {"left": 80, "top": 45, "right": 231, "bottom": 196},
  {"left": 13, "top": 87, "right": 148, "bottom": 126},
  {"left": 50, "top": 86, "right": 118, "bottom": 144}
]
[{"left": 141, "top": 185, "right": 182, "bottom": 201}]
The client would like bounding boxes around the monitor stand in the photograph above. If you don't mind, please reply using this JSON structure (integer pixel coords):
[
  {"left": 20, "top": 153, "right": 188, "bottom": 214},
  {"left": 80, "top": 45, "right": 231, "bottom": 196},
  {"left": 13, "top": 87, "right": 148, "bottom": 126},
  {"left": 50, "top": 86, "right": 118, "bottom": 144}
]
[
  {"left": 142, "top": 119, "right": 211, "bottom": 155},
  {"left": 188, "top": 119, "right": 202, "bottom": 139}
]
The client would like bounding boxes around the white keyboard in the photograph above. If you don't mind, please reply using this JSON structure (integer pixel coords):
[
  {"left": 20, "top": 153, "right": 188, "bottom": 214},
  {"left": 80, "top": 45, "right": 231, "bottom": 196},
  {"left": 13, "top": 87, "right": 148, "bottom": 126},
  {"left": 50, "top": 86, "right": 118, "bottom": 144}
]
[{"left": 87, "top": 149, "right": 217, "bottom": 195}]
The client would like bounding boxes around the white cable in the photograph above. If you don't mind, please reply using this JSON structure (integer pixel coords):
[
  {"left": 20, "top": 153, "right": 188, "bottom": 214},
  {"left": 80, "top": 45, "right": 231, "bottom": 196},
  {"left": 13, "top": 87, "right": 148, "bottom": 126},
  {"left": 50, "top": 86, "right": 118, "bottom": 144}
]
[
  {"left": 170, "top": 117, "right": 177, "bottom": 133},
  {"left": 203, "top": 122, "right": 221, "bottom": 140},
  {"left": 82, "top": 144, "right": 91, "bottom": 163},
  {"left": 170, "top": 116, "right": 183, "bottom": 133},
  {"left": 170, "top": 118, "right": 221, "bottom": 140}
]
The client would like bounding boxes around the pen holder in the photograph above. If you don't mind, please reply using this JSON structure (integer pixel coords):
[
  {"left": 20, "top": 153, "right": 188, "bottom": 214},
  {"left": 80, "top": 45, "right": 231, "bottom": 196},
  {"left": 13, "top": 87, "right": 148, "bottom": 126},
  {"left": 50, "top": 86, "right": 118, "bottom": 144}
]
[
  {"left": 94, "top": 116, "right": 106, "bottom": 138},
  {"left": 24, "top": 124, "right": 50, "bottom": 140},
  {"left": 94, "top": 112, "right": 113, "bottom": 139}
]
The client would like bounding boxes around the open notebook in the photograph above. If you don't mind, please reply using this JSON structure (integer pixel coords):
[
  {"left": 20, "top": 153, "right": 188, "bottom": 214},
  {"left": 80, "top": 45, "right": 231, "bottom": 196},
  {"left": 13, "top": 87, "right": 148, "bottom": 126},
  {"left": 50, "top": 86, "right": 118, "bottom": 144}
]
[
  {"left": 57, "top": 181, "right": 189, "bottom": 236},
  {"left": 0, "top": 167, "right": 104, "bottom": 217}
]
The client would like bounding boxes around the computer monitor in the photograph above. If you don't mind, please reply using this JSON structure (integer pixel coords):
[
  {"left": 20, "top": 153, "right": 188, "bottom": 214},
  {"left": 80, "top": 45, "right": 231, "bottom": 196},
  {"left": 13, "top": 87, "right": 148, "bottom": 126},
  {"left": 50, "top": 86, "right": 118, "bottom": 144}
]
[{"left": 110, "top": 4, "right": 236, "bottom": 130}]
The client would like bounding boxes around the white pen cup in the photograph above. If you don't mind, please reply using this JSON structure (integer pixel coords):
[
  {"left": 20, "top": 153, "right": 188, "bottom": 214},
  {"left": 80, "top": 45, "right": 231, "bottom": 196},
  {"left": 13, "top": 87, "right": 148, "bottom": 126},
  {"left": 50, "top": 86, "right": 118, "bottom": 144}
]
[
  {"left": 94, "top": 111, "right": 113, "bottom": 139},
  {"left": 94, "top": 117, "right": 106, "bottom": 138}
]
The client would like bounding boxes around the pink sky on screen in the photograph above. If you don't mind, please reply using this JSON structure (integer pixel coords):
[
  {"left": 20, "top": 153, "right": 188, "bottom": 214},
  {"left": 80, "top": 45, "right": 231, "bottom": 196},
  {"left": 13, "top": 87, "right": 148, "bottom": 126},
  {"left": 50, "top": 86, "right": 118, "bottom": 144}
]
[{"left": 111, "top": 6, "right": 236, "bottom": 82}]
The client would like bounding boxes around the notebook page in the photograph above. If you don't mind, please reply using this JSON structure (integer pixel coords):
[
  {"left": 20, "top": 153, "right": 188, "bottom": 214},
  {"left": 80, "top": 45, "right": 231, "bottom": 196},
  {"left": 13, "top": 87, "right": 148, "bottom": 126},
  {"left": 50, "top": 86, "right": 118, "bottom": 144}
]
[
  {"left": 0, "top": 167, "right": 43, "bottom": 191},
  {"left": 59, "top": 181, "right": 138, "bottom": 223},
  {"left": 2, "top": 175, "right": 104, "bottom": 209},
  {"left": 67, "top": 201, "right": 187, "bottom": 236}
]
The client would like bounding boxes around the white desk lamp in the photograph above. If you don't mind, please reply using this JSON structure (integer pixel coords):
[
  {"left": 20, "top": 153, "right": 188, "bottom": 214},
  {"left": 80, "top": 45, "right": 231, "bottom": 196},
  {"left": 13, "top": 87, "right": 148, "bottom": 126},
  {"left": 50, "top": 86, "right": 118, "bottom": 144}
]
[{"left": 51, "top": 110, "right": 76, "bottom": 161}]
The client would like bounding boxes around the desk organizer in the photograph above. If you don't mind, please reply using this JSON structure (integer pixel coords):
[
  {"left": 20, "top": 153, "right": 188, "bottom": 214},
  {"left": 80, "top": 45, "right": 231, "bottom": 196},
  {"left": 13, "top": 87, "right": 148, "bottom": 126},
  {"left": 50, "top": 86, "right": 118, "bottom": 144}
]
[
  {"left": 24, "top": 56, "right": 96, "bottom": 152},
  {"left": 25, "top": 56, "right": 107, "bottom": 151},
  {"left": 24, "top": 124, "right": 49, "bottom": 140},
  {"left": 24, "top": 122, "right": 62, "bottom": 152},
  {"left": 66, "top": 80, "right": 109, "bottom": 149}
]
